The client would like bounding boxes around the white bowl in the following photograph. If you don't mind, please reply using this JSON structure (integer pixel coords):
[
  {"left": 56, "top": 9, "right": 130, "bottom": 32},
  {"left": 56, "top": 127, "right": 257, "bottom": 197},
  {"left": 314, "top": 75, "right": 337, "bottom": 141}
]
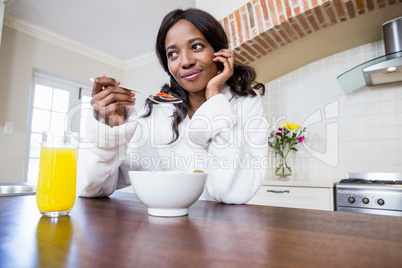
[{"left": 128, "top": 171, "right": 207, "bottom": 217}]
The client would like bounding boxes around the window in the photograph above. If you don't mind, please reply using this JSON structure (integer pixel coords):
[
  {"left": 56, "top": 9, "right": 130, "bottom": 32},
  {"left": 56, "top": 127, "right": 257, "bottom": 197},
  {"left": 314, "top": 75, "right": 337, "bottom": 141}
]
[{"left": 25, "top": 73, "right": 91, "bottom": 183}]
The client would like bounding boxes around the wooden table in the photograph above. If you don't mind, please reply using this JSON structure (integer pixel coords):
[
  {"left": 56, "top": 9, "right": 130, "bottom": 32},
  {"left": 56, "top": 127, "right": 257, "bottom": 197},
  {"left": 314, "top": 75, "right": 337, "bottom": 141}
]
[{"left": 1, "top": 192, "right": 402, "bottom": 267}]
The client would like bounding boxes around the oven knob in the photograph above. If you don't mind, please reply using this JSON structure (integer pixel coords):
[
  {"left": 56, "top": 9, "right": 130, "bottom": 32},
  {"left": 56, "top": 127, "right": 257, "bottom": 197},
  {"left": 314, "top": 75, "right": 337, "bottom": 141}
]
[
  {"left": 377, "top": 198, "right": 385, "bottom": 206},
  {"left": 348, "top": 196, "right": 355, "bottom": 203},
  {"left": 362, "top": 197, "right": 369, "bottom": 204}
]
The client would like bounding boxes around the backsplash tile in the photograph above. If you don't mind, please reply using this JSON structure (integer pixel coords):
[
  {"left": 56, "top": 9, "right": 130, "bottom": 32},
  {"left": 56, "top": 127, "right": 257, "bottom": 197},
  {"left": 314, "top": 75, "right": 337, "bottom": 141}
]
[{"left": 263, "top": 40, "right": 402, "bottom": 181}]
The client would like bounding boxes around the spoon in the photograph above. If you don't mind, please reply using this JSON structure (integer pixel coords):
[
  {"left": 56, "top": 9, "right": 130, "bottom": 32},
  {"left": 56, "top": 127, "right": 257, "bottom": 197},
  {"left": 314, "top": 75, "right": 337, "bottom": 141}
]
[{"left": 89, "top": 78, "right": 183, "bottom": 104}]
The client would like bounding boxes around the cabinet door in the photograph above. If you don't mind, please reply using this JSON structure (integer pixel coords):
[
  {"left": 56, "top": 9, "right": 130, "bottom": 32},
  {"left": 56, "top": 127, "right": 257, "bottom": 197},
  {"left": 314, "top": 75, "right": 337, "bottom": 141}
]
[{"left": 248, "top": 185, "right": 334, "bottom": 211}]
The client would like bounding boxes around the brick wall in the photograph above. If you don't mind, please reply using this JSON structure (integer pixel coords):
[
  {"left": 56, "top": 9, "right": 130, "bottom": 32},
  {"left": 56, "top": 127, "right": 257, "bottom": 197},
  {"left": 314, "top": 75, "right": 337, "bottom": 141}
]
[{"left": 220, "top": 0, "right": 402, "bottom": 64}]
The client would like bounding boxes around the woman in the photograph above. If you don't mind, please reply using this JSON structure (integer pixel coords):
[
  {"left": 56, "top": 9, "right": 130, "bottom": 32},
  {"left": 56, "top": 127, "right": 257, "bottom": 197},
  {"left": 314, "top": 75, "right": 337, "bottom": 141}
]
[{"left": 78, "top": 8, "right": 269, "bottom": 204}]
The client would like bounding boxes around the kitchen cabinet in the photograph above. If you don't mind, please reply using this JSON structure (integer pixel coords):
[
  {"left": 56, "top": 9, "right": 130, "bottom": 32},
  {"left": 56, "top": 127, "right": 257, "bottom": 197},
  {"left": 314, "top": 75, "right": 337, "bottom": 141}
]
[{"left": 248, "top": 180, "right": 338, "bottom": 211}]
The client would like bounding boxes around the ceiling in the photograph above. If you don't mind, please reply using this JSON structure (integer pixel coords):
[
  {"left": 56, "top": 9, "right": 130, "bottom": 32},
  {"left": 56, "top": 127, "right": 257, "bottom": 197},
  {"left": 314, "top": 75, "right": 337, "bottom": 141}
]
[{"left": 4, "top": 0, "right": 196, "bottom": 62}]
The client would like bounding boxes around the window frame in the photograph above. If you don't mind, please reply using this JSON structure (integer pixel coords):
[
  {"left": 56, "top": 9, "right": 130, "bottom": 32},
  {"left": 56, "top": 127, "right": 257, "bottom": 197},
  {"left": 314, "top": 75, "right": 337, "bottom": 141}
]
[{"left": 24, "top": 71, "right": 91, "bottom": 182}]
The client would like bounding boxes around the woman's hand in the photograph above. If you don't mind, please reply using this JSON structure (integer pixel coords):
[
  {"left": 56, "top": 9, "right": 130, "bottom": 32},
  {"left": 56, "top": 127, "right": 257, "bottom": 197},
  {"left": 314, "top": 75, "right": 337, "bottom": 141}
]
[
  {"left": 205, "top": 49, "right": 235, "bottom": 100},
  {"left": 90, "top": 75, "right": 136, "bottom": 127}
]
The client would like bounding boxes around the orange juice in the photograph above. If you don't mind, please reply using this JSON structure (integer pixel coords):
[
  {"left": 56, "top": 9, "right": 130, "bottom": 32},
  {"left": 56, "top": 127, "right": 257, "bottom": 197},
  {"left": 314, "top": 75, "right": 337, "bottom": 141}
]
[{"left": 36, "top": 147, "right": 78, "bottom": 215}]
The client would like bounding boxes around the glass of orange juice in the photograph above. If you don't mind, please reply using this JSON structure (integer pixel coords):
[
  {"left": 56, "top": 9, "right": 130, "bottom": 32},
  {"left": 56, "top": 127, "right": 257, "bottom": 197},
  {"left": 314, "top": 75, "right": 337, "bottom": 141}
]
[{"left": 36, "top": 131, "right": 79, "bottom": 217}]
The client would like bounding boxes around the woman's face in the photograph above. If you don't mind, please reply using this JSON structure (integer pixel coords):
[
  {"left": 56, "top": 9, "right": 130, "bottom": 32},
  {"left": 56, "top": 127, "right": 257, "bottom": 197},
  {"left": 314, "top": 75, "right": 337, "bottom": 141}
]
[{"left": 165, "top": 19, "right": 218, "bottom": 93}]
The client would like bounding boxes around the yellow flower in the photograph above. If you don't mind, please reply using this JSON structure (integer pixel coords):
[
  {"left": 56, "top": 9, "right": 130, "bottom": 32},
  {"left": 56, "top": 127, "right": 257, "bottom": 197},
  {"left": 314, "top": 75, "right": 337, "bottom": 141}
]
[{"left": 281, "top": 121, "right": 300, "bottom": 131}]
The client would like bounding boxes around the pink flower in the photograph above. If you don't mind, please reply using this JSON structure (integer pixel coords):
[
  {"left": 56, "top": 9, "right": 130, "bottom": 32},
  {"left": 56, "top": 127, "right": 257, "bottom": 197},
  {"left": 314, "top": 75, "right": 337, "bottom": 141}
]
[
  {"left": 298, "top": 136, "right": 305, "bottom": 143},
  {"left": 276, "top": 132, "right": 282, "bottom": 137}
]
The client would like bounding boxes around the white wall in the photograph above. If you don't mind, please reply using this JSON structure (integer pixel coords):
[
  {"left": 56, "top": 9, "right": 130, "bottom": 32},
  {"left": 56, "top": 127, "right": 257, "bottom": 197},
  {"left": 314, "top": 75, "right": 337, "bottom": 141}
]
[
  {"left": 0, "top": 26, "right": 124, "bottom": 182},
  {"left": 124, "top": 58, "right": 170, "bottom": 111},
  {"left": 263, "top": 40, "right": 402, "bottom": 181},
  {"left": 196, "top": 0, "right": 249, "bottom": 20}
]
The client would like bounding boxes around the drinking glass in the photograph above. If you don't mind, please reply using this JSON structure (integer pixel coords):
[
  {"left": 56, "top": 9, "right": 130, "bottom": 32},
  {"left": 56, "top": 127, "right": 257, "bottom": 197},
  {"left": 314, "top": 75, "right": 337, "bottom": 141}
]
[{"left": 36, "top": 131, "right": 79, "bottom": 217}]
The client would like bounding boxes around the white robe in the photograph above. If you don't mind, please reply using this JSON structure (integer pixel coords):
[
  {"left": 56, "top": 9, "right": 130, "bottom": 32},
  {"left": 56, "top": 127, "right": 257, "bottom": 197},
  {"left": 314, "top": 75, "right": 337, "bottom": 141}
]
[{"left": 77, "top": 85, "right": 269, "bottom": 204}]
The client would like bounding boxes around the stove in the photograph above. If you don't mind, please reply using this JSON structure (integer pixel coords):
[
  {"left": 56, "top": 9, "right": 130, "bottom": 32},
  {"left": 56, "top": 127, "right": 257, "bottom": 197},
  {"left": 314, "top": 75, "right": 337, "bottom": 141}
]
[{"left": 336, "top": 172, "right": 402, "bottom": 217}]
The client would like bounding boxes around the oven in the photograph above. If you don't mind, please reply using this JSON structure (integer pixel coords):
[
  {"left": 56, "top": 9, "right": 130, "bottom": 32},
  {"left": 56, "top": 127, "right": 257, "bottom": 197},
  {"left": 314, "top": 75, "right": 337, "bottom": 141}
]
[{"left": 336, "top": 173, "right": 402, "bottom": 217}]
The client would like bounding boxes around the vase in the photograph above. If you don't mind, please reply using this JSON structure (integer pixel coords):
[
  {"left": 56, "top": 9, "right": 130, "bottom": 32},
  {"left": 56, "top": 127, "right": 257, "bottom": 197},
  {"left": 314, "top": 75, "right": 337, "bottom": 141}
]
[{"left": 275, "top": 155, "right": 292, "bottom": 178}]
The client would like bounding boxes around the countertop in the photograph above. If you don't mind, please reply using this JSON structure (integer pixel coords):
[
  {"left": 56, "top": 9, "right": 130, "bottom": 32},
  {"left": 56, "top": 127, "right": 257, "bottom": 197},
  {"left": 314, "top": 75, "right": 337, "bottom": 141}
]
[{"left": 1, "top": 192, "right": 402, "bottom": 267}]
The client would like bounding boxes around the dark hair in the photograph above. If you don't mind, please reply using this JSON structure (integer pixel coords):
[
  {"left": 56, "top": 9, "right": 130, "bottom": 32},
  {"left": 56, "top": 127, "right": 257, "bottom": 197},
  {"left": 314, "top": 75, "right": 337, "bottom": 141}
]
[{"left": 143, "top": 8, "right": 265, "bottom": 143}]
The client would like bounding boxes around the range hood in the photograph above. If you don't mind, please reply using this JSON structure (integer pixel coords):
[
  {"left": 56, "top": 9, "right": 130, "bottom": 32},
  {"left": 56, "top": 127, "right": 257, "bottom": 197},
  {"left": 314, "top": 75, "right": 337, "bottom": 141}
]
[
  {"left": 337, "top": 16, "right": 402, "bottom": 94},
  {"left": 0, "top": 1, "right": 5, "bottom": 48}
]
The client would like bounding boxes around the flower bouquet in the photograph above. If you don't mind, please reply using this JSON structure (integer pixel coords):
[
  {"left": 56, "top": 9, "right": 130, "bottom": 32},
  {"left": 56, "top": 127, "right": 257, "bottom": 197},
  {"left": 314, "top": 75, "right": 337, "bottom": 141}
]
[{"left": 268, "top": 122, "right": 306, "bottom": 177}]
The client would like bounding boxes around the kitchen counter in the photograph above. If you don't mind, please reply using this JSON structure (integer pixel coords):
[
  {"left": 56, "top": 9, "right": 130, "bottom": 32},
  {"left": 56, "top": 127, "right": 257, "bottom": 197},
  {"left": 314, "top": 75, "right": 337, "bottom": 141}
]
[{"left": 1, "top": 193, "right": 402, "bottom": 267}]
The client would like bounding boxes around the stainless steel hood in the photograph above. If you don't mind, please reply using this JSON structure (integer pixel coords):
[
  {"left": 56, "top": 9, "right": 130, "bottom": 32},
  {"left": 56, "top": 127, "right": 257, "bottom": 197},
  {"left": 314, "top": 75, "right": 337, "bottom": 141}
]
[
  {"left": 337, "top": 16, "right": 402, "bottom": 94},
  {"left": 0, "top": 1, "right": 5, "bottom": 48}
]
